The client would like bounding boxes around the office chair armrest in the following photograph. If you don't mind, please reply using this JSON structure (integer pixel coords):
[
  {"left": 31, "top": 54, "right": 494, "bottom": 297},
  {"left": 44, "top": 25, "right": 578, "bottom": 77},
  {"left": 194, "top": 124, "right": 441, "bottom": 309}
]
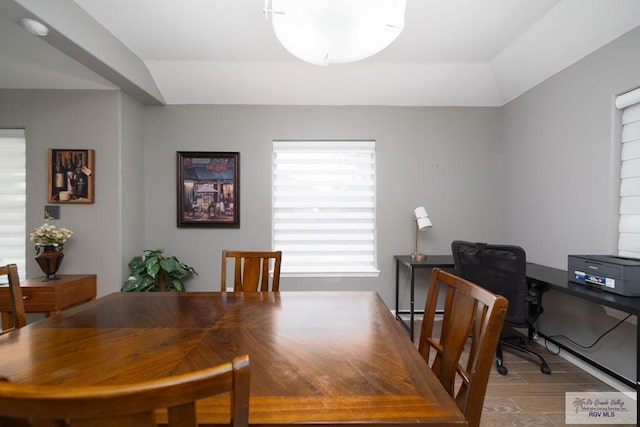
[
  {"left": 525, "top": 282, "right": 546, "bottom": 320},
  {"left": 527, "top": 288, "right": 542, "bottom": 301},
  {"left": 526, "top": 281, "right": 548, "bottom": 299}
]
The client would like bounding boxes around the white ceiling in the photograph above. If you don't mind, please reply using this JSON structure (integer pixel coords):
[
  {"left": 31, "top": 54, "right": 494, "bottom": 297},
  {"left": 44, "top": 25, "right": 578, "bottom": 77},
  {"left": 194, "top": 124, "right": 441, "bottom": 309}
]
[{"left": 1, "top": 0, "right": 639, "bottom": 106}]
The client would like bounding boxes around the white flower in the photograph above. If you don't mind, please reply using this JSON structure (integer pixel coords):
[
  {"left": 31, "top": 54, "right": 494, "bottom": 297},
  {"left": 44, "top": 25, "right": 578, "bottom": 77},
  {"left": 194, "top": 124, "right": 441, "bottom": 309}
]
[{"left": 30, "top": 220, "right": 73, "bottom": 247}]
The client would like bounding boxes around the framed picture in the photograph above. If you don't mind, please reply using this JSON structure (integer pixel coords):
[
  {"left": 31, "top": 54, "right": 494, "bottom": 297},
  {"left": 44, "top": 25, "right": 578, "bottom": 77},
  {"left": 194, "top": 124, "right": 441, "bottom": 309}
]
[
  {"left": 177, "top": 151, "right": 240, "bottom": 228},
  {"left": 48, "top": 149, "right": 95, "bottom": 203}
]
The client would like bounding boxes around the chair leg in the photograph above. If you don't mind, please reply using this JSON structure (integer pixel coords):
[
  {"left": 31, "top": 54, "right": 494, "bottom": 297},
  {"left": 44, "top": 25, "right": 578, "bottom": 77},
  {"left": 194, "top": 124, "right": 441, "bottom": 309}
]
[
  {"left": 495, "top": 342, "right": 508, "bottom": 375},
  {"left": 501, "top": 337, "right": 551, "bottom": 374},
  {"left": 527, "top": 324, "right": 539, "bottom": 341}
]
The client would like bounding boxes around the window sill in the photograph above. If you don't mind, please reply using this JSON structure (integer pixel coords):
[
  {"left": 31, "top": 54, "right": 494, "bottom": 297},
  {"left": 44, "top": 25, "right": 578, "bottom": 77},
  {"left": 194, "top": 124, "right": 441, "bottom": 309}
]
[{"left": 280, "top": 270, "right": 381, "bottom": 278}]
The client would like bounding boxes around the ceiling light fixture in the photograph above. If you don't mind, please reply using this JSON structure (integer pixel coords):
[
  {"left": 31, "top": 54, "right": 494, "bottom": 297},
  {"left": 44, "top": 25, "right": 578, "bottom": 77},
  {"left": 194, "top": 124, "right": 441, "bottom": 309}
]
[
  {"left": 19, "top": 18, "right": 49, "bottom": 37},
  {"left": 265, "top": 0, "right": 406, "bottom": 66}
]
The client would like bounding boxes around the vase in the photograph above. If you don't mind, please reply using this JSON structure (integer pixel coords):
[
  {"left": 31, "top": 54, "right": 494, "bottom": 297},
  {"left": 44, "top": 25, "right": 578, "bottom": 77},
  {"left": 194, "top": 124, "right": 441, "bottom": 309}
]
[{"left": 35, "top": 245, "right": 64, "bottom": 281}]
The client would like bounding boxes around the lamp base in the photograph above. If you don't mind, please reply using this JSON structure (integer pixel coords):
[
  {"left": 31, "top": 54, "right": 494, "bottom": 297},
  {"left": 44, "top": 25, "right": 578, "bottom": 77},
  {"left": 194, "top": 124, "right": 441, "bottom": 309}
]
[{"left": 411, "top": 253, "right": 427, "bottom": 261}]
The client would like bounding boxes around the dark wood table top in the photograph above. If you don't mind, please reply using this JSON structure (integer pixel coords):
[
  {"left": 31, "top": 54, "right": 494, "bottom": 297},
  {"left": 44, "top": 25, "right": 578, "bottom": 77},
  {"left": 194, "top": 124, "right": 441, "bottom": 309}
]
[{"left": 0, "top": 291, "right": 466, "bottom": 427}]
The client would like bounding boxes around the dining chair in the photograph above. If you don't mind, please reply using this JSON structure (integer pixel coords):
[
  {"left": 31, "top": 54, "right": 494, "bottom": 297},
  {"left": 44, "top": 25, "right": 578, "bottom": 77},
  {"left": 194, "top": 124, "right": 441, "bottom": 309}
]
[
  {"left": 221, "top": 250, "right": 282, "bottom": 291},
  {"left": 0, "top": 264, "right": 26, "bottom": 334},
  {"left": 451, "top": 240, "right": 551, "bottom": 375},
  {"left": 0, "top": 354, "right": 250, "bottom": 427},
  {"left": 418, "top": 268, "right": 508, "bottom": 427}
]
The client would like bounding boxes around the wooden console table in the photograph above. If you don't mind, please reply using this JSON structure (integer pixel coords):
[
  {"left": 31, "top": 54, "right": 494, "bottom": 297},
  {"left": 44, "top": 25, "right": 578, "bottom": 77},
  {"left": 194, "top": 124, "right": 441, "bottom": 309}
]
[{"left": 0, "top": 274, "right": 96, "bottom": 329}]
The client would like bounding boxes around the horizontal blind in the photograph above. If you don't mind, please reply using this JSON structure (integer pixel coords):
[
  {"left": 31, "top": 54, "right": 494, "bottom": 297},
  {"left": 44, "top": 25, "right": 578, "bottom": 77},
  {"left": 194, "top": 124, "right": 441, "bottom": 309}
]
[
  {"left": 0, "top": 129, "right": 26, "bottom": 277},
  {"left": 273, "top": 141, "right": 378, "bottom": 276},
  {"left": 617, "top": 87, "right": 640, "bottom": 257}
]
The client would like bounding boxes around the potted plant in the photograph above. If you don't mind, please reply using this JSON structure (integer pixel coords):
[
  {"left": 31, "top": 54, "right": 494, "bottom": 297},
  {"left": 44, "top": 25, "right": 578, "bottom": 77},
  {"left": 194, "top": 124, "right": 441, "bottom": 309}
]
[{"left": 121, "top": 248, "right": 197, "bottom": 292}]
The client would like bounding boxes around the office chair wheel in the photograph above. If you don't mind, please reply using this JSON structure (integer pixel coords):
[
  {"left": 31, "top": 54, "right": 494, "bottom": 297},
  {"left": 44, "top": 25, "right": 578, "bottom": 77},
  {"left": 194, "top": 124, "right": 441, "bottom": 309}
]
[
  {"left": 497, "top": 365, "right": 508, "bottom": 375},
  {"left": 540, "top": 362, "right": 551, "bottom": 374}
]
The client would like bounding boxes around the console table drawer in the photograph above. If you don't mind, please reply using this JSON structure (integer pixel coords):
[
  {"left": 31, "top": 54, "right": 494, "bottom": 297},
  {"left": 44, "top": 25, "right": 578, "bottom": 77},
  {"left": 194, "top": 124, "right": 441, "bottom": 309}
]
[{"left": 18, "top": 287, "right": 57, "bottom": 311}]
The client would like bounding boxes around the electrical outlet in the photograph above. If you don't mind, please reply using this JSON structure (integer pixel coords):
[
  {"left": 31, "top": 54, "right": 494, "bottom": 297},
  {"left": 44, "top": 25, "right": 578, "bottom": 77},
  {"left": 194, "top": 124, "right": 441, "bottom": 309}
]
[{"left": 44, "top": 205, "right": 60, "bottom": 219}]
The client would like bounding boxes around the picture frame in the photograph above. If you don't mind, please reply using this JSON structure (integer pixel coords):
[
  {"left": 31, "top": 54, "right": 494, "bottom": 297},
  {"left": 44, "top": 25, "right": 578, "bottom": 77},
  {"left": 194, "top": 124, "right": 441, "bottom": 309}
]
[
  {"left": 48, "top": 149, "right": 95, "bottom": 203},
  {"left": 177, "top": 151, "right": 240, "bottom": 228}
]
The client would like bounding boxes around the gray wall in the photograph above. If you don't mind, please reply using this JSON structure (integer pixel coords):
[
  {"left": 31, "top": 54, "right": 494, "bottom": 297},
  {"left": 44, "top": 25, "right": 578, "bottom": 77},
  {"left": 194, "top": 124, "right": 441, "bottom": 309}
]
[
  {"left": 119, "top": 93, "right": 146, "bottom": 284},
  {"left": 500, "top": 26, "right": 640, "bottom": 383},
  {"left": 144, "top": 105, "right": 502, "bottom": 305},
  {"left": 0, "top": 89, "right": 133, "bottom": 296}
]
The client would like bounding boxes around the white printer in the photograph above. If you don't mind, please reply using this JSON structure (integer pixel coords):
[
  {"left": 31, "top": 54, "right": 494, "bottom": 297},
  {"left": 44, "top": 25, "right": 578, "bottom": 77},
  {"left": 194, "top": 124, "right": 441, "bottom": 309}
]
[{"left": 568, "top": 255, "right": 640, "bottom": 296}]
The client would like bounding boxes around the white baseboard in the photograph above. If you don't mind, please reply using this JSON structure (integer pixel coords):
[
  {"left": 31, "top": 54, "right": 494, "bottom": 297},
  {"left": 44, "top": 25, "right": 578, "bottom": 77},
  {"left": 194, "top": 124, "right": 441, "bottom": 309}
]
[{"left": 548, "top": 345, "right": 636, "bottom": 395}]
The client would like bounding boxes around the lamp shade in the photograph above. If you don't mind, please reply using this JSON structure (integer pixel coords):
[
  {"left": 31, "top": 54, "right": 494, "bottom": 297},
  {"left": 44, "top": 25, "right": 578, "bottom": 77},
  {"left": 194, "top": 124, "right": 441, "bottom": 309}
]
[
  {"left": 271, "top": 0, "right": 406, "bottom": 66},
  {"left": 414, "top": 206, "right": 432, "bottom": 230}
]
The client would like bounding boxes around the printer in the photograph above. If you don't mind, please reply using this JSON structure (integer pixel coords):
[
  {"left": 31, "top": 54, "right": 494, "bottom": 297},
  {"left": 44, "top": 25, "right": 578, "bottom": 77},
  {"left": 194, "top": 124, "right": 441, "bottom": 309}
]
[{"left": 568, "top": 255, "right": 640, "bottom": 296}]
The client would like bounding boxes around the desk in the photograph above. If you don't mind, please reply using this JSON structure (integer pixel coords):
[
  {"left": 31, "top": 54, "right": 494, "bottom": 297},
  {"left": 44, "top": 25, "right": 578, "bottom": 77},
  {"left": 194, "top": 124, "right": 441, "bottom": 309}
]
[
  {"left": 394, "top": 255, "right": 455, "bottom": 340},
  {"left": 395, "top": 255, "right": 640, "bottom": 398},
  {"left": 0, "top": 274, "right": 96, "bottom": 329},
  {"left": 526, "top": 263, "right": 640, "bottom": 390},
  {"left": 0, "top": 291, "right": 467, "bottom": 427}
]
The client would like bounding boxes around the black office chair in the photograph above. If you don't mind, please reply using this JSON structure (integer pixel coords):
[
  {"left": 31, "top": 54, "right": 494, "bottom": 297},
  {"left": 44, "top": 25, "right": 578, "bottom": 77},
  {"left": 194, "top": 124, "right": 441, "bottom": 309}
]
[{"left": 451, "top": 240, "right": 551, "bottom": 375}]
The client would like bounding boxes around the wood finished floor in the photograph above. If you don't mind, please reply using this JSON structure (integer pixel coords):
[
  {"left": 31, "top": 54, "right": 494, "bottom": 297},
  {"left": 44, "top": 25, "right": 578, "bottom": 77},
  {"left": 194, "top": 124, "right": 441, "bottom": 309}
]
[{"left": 409, "top": 319, "right": 624, "bottom": 427}]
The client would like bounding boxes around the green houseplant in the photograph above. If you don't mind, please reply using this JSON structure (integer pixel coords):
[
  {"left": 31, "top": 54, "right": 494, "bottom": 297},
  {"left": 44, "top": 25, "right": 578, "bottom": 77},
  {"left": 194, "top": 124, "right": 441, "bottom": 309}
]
[{"left": 121, "top": 248, "right": 197, "bottom": 292}]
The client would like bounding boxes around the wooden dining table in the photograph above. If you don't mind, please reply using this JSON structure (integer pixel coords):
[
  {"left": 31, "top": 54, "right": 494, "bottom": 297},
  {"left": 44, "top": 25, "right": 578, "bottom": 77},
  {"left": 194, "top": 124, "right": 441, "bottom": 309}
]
[{"left": 0, "top": 291, "right": 467, "bottom": 427}]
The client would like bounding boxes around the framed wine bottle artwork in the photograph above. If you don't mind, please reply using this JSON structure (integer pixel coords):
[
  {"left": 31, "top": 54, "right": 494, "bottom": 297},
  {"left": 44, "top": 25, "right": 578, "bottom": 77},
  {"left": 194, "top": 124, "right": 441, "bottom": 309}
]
[
  {"left": 177, "top": 151, "right": 239, "bottom": 228},
  {"left": 47, "top": 149, "right": 95, "bottom": 203}
]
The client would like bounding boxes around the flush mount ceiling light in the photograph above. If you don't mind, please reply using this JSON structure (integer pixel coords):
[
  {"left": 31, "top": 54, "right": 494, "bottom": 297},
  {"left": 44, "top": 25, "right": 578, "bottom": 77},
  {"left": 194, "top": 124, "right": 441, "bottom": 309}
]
[
  {"left": 265, "top": 0, "right": 406, "bottom": 66},
  {"left": 19, "top": 18, "right": 49, "bottom": 37}
]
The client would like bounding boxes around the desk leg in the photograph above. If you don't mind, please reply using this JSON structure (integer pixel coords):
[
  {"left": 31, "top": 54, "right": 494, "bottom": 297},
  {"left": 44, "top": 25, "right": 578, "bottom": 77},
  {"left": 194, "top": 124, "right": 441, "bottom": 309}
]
[
  {"left": 409, "top": 267, "right": 415, "bottom": 342},
  {"left": 395, "top": 259, "right": 400, "bottom": 321},
  {"left": 395, "top": 261, "right": 415, "bottom": 340}
]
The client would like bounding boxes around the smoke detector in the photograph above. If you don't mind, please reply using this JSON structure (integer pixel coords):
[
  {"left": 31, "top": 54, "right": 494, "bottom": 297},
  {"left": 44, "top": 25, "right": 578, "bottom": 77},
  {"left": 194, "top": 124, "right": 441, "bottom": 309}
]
[{"left": 19, "top": 18, "right": 49, "bottom": 37}]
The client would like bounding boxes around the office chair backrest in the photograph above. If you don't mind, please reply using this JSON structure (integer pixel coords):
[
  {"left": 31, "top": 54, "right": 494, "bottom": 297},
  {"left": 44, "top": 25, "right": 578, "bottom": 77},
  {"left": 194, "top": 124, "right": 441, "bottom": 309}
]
[
  {"left": 418, "top": 268, "right": 508, "bottom": 427},
  {"left": 451, "top": 240, "right": 527, "bottom": 326},
  {"left": 0, "top": 354, "right": 250, "bottom": 427},
  {"left": 221, "top": 250, "right": 282, "bottom": 292},
  {"left": 0, "top": 264, "right": 26, "bottom": 333}
]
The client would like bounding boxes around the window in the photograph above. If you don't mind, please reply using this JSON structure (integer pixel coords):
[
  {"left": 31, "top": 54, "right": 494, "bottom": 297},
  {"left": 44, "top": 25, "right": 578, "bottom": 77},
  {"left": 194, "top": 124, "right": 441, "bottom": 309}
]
[
  {"left": 0, "top": 129, "right": 26, "bottom": 277},
  {"left": 617, "top": 87, "right": 640, "bottom": 258},
  {"left": 272, "top": 140, "right": 378, "bottom": 277}
]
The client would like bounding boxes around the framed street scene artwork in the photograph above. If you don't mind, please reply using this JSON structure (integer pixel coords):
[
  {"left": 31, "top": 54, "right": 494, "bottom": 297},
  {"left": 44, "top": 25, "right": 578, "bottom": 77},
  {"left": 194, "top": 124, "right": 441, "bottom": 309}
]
[
  {"left": 177, "top": 151, "right": 240, "bottom": 228},
  {"left": 48, "top": 149, "right": 95, "bottom": 203}
]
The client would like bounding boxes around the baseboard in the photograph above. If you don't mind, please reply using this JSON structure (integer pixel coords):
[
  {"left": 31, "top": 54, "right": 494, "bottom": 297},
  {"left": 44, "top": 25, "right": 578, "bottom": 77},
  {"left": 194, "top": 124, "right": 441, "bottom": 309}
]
[
  {"left": 519, "top": 326, "right": 636, "bottom": 394},
  {"left": 548, "top": 345, "right": 636, "bottom": 395}
]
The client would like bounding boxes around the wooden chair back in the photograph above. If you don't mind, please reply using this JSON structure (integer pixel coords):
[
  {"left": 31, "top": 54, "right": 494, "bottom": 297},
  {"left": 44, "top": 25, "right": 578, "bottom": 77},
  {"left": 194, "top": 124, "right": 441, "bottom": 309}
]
[
  {"left": 221, "top": 250, "right": 282, "bottom": 292},
  {"left": 418, "top": 268, "right": 508, "bottom": 427},
  {"left": 0, "top": 264, "right": 26, "bottom": 333},
  {"left": 0, "top": 354, "right": 250, "bottom": 427}
]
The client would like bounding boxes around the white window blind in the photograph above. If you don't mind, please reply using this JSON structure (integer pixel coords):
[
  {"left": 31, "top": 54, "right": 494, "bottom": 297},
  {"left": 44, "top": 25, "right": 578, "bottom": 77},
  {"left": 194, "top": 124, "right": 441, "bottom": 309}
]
[
  {"left": 617, "top": 87, "right": 640, "bottom": 258},
  {"left": 272, "top": 140, "right": 378, "bottom": 277},
  {"left": 0, "top": 129, "right": 26, "bottom": 277}
]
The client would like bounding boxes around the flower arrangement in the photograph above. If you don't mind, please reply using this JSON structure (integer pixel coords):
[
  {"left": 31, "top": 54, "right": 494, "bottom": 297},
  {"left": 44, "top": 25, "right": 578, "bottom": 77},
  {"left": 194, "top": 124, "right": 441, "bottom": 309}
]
[{"left": 30, "top": 220, "right": 73, "bottom": 247}]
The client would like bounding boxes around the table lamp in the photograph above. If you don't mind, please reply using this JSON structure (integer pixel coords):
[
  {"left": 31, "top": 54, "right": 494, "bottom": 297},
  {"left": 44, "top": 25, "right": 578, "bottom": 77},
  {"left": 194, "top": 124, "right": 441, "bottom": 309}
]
[{"left": 411, "top": 206, "right": 432, "bottom": 261}]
